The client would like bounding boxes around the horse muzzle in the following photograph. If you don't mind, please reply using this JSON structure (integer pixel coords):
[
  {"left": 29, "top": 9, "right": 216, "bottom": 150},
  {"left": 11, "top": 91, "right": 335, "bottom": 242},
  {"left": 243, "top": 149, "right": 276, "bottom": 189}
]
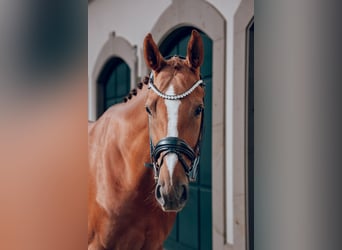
[{"left": 155, "top": 182, "right": 188, "bottom": 212}]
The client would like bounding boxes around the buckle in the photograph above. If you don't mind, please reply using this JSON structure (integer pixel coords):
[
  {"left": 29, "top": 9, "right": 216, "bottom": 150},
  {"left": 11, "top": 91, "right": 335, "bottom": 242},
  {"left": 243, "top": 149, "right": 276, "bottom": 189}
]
[{"left": 188, "top": 157, "right": 200, "bottom": 182}]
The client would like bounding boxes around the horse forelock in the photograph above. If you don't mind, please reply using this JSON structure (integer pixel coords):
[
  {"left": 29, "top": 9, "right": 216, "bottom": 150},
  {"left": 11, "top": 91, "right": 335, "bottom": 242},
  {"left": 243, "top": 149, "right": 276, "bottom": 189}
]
[
  {"left": 169, "top": 56, "right": 184, "bottom": 70},
  {"left": 151, "top": 58, "right": 199, "bottom": 96}
]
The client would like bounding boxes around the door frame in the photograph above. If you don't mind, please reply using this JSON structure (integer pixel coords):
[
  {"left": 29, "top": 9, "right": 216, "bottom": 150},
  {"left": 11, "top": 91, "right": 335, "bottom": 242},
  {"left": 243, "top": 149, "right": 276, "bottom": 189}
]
[{"left": 232, "top": 0, "right": 254, "bottom": 249}]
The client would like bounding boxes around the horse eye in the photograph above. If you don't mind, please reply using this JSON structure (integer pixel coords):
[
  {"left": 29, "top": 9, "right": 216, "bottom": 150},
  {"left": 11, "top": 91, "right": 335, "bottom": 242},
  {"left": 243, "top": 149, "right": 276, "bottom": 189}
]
[
  {"left": 145, "top": 106, "right": 152, "bottom": 115},
  {"left": 195, "top": 105, "right": 204, "bottom": 116}
]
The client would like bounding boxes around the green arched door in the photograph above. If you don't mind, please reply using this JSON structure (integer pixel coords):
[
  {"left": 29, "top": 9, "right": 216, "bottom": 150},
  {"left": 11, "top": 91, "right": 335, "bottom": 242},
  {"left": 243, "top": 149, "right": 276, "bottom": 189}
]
[
  {"left": 96, "top": 57, "right": 130, "bottom": 118},
  {"left": 160, "top": 27, "right": 213, "bottom": 250}
]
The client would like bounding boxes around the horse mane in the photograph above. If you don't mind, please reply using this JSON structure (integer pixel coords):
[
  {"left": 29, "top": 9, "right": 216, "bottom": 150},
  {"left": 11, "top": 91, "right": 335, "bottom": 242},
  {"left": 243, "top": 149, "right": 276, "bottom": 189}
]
[{"left": 123, "top": 75, "right": 150, "bottom": 103}]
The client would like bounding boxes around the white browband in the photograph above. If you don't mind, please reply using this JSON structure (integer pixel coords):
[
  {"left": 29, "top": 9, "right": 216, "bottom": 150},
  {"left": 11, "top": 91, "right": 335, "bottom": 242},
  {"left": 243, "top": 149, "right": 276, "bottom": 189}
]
[{"left": 148, "top": 73, "right": 204, "bottom": 100}]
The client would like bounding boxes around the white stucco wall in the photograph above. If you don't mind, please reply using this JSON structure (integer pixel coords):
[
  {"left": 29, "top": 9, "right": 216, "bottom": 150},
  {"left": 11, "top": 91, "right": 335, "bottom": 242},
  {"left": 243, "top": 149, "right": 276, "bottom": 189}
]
[
  {"left": 88, "top": 0, "right": 240, "bottom": 83},
  {"left": 88, "top": 0, "right": 246, "bottom": 246}
]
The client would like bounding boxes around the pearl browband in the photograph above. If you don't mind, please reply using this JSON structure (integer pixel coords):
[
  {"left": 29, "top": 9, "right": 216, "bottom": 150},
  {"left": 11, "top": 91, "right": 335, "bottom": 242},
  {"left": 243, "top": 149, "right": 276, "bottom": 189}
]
[{"left": 148, "top": 72, "right": 204, "bottom": 100}]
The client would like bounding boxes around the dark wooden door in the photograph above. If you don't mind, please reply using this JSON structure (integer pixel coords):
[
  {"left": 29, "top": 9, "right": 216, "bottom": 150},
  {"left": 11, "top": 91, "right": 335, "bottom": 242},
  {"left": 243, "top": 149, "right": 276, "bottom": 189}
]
[{"left": 160, "top": 27, "right": 213, "bottom": 250}]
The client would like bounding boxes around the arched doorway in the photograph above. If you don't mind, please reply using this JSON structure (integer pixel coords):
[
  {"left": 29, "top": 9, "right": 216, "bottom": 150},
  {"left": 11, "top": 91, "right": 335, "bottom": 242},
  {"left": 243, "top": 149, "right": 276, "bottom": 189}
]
[
  {"left": 147, "top": 0, "right": 226, "bottom": 247},
  {"left": 96, "top": 57, "right": 130, "bottom": 117},
  {"left": 89, "top": 33, "right": 137, "bottom": 121},
  {"left": 160, "top": 27, "right": 213, "bottom": 250}
]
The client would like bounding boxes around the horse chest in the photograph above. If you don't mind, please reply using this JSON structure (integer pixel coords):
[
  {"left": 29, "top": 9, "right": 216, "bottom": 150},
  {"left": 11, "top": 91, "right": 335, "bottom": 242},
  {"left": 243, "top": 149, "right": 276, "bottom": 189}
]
[{"left": 106, "top": 200, "right": 176, "bottom": 250}]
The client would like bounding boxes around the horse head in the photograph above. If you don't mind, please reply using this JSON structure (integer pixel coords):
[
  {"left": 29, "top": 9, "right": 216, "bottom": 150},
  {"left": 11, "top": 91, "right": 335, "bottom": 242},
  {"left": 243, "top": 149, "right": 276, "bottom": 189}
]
[{"left": 143, "top": 30, "right": 205, "bottom": 212}]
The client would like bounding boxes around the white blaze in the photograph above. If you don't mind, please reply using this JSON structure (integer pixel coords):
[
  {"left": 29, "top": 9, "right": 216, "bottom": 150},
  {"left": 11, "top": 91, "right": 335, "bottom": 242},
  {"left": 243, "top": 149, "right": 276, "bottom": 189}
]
[{"left": 164, "top": 85, "right": 181, "bottom": 183}]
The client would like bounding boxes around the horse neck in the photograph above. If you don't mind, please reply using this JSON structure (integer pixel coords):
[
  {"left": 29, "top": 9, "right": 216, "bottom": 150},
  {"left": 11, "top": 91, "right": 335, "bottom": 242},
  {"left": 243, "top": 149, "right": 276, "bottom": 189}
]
[
  {"left": 122, "top": 88, "right": 151, "bottom": 183},
  {"left": 101, "top": 86, "right": 152, "bottom": 189}
]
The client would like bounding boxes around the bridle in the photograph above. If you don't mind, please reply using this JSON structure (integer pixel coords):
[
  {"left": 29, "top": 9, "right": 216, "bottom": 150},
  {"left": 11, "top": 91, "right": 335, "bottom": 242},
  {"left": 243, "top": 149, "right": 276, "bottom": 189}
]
[{"left": 145, "top": 62, "right": 205, "bottom": 182}]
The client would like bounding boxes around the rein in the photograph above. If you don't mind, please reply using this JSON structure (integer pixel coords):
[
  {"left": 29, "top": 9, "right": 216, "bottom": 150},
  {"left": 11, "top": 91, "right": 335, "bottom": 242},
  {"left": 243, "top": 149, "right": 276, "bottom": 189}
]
[{"left": 145, "top": 68, "right": 205, "bottom": 182}]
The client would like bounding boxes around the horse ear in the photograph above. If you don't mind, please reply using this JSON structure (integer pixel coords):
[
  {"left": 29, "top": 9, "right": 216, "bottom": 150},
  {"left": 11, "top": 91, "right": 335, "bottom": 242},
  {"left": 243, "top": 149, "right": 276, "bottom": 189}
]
[
  {"left": 186, "top": 30, "right": 204, "bottom": 70},
  {"left": 143, "top": 33, "right": 165, "bottom": 72}
]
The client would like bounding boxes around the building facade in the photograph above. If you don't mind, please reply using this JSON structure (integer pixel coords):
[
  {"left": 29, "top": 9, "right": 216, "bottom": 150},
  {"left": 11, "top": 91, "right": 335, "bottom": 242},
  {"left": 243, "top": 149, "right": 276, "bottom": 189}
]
[{"left": 88, "top": 0, "right": 254, "bottom": 249}]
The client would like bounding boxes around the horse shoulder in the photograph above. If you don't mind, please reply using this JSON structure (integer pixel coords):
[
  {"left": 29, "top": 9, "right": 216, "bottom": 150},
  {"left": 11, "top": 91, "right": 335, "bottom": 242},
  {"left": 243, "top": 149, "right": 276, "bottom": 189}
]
[{"left": 88, "top": 110, "right": 125, "bottom": 248}]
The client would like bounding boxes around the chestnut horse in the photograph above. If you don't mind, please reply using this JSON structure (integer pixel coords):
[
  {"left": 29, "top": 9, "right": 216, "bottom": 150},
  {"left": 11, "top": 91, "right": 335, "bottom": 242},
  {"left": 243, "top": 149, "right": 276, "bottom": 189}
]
[{"left": 88, "top": 30, "right": 205, "bottom": 250}]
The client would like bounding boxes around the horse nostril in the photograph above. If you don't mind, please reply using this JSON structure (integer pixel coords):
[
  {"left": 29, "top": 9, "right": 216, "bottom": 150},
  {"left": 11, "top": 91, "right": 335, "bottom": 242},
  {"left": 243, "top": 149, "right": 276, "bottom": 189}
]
[
  {"left": 156, "top": 184, "right": 162, "bottom": 199},
  {"left": 155, "top": 184, "right": 165, "bottom": 205},
  {"left": 180, "top": 185, "right": 188, "bottom": 203}
]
